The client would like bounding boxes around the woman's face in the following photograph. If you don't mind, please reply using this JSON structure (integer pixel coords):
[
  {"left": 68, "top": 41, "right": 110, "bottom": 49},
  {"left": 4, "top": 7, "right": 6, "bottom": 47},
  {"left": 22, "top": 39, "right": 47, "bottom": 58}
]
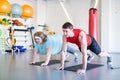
[{"left": 34, "top": 37, "right": 43, "bottom": 44}]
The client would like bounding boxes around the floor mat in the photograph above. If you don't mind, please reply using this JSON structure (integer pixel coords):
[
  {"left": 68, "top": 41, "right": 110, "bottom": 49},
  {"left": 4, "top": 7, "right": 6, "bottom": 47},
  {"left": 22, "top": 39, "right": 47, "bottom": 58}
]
[
  {"left": 64, "top": 63, "right": 104, "bottom": 72},
  {"left": 30, "top": 60, "right": 69, "bottom": 66}
]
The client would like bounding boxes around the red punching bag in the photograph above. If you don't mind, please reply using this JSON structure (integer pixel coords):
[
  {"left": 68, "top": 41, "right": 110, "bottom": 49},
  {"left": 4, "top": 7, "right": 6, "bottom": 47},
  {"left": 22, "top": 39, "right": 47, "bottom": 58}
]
[{"left": 89, "top": 8, "right": 98, "bottom": 42}]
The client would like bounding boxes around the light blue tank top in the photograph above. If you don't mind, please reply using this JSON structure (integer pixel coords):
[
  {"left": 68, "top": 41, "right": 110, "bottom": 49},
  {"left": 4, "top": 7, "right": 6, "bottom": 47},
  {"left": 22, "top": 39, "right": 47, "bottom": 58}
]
[{"left": 34, "top": 35, "right": 62, "bottom": 55}]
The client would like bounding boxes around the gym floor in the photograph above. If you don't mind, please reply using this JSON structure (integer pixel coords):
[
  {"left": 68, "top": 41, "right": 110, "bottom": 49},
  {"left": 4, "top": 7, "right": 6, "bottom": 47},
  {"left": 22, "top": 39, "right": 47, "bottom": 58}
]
[{"left": 0, "top": 50, "right": 120, "bottom": 80}]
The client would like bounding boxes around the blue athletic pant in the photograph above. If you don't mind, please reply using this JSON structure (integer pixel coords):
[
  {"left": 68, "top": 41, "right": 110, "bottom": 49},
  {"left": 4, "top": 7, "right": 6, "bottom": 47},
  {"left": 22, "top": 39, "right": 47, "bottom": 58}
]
[{"left": 67, "top": 46, "right": 75, "bottom": 55}]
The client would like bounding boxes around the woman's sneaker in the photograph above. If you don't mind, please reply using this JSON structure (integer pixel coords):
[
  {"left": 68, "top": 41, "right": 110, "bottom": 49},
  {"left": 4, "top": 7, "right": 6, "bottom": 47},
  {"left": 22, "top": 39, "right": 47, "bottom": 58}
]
[
  {"left": 65, "top": 53, "right": 69, "bottom": 59},
  {"left": 87, "top": 55, "right": 94, "bottom": 63},
  {"left": 74, "top": 55, "right": 79, "bottom": 62}
]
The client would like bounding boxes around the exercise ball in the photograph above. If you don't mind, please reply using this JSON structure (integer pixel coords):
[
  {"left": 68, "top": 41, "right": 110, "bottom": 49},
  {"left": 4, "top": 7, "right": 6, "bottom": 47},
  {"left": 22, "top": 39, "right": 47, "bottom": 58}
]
[
  {"left": 0, "top": 0, "right": 11, "bottom": 15},
  {"left": 21, "top": 5, "right": 33, "bottom": 19},
  {"left": 11, "top": 3, "right": 22, "bottom": 18}
]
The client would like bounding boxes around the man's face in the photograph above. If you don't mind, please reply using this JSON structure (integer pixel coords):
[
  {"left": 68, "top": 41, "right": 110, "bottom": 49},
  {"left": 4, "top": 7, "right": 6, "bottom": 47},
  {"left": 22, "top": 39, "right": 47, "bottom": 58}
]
[{"left": 63, "top": 28, "right": 72, "bottom": 37}]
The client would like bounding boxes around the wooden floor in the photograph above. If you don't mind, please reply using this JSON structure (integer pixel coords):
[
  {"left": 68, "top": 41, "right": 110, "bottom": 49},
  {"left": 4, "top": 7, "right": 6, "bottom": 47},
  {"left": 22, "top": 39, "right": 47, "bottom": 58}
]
[{"left": 0, "top": 50, "right": 120, "bottom": 80}]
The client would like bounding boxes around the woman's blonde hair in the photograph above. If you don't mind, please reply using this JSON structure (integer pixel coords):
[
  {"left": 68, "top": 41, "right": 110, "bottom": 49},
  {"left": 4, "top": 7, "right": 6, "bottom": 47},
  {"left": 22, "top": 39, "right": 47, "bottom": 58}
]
[{"left": 34, "top": 31, "right": 47, "bottom": 43}]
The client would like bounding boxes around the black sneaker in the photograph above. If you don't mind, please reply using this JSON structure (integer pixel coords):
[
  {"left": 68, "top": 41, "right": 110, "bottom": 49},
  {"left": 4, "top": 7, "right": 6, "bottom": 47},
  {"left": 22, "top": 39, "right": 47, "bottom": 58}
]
[
  {"left": 87, "top": 55, "right": 94, "bottom": 63},
  {"left": 107, "top": 57, "right": 112, "bottom": 65}
]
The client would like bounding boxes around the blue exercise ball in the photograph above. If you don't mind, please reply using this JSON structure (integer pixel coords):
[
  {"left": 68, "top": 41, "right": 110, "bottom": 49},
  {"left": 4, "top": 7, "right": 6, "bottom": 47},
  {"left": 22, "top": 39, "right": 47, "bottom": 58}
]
[{"left": 11, "top": 3, "right": 22, "bottom": 18}]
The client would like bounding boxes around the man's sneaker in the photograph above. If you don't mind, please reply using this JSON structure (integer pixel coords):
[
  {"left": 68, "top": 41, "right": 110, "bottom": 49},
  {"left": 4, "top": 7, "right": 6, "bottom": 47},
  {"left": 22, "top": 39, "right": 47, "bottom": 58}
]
[
  {"left": 87, "top": 55, "right": 94, "bottom": 63},
  {"left": 107, "top": 57, "right": 112, "bottom": 65},
  {"left": 74, "top": 55, "right": 79, "bottom": 62}
]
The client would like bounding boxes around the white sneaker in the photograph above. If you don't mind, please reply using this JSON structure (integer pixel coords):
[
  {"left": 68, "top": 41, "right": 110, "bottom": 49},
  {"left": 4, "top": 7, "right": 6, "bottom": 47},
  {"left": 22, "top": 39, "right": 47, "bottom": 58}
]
[
  {"left": 107, "top": 57, "right": 112, "bottom": 66},
  {"left": 87, "top": 55, "right": 94, "bottom": 63},
  {"left": 65, "top": 53, "right": 69, "bottom": 59},
  {"left": 74, "top": 56, "right": 79, "bottom": 62}
]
